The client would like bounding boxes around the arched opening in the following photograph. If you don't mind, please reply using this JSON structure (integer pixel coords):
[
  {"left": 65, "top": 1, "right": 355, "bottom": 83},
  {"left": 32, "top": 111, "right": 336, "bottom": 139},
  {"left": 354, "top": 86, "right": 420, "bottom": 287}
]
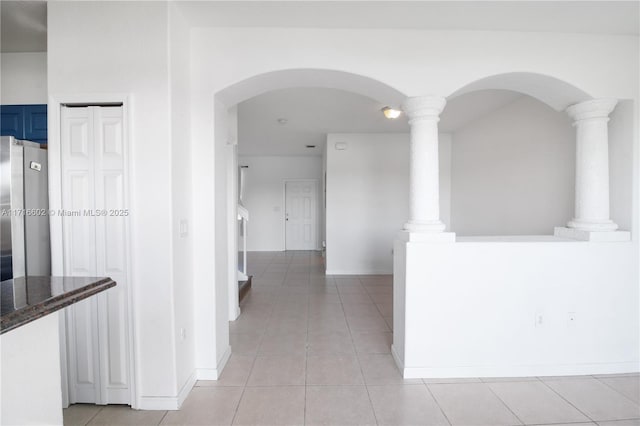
[
  {"left": 216, "top": 68, "right": 406, "bottom": 107},
  {"left": 197, "top": 68, "right": 409, "bottom": 379},
  {"left": 392, "top": 72, "right": 636, "bottom": 380},
  {"left": 442, "top": 89, "right": 576, "bottom": 236},
  {"left": 440, "top": 72, "right": 620, "bottom": 237},
  {"left": 447, "top": 72, "right": 593, "bottom": 111}
]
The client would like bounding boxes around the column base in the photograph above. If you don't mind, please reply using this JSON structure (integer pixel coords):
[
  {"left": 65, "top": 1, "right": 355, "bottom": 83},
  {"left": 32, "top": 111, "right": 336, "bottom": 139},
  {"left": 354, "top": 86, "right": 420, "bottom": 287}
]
[
  {"left": 554, "top": 227, "right": 631, "bottom": 242},
  {"left": 566, "top": 219, "right": 618, "bottom": 231},
  {"left": 397, "top": 229, "right": 456, "bottom": 242},
  {"left": 403, "top": 220, "right": 446, "bottom": 233}
]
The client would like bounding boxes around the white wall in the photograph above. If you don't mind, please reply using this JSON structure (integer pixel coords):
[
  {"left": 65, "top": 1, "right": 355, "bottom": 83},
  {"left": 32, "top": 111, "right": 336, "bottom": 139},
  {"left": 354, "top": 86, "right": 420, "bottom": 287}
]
[
  {"left": 325, "top": 133, "right": 452, "bottom": 275},
  {"left": 169, "top": 3, "right": 196, "bottom": 398},
  {"left": 239, "top": 156, "right": 322, "bottom": 251},
  {"left": 1, "top": 52, "right": 47, "bottom": 104},
  {"left": 450, "top": 96, "right": 575, "bottom": 236},
  {"left": 189, "top": 24, "right": 638, "bottom": 381},
  {"left": 213, "top": 102, "right": 232, "bottom": 373},
  {"left": 1, "top": 313, "right": 63, "bottom": 425},
  {"left": 393, "top": 238, "right": 639, "bottom": 378},
  {"left": 609, "top": 100, "right": 634, "bottom": 233},
  {"left": 191, "top": 27, "right": 638, "bottom": 107},
  {"left": 45, "top": 3, "right": 638, "bottom": 408},
  {"left": 48, "top": 1, "right": 181, "bottom": 408}
]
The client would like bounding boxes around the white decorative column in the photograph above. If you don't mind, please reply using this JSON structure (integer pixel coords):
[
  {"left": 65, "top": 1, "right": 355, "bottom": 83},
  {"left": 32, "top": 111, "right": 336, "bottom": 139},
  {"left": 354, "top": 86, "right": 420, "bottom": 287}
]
[
  {"left": 401, "top": 96, "right": 453, "bottom": 241},
  {"left": 555, "top": 99, "right": 629, "bottom": 241},
  {"left": 392, "top": 96, "right": 454, "bottom": 377}
]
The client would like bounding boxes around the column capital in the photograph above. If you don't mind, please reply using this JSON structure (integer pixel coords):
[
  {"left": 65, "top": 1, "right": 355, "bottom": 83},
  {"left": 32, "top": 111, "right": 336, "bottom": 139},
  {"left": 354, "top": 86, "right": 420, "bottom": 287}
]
[
  {"left": 565, "top": 98, "right": 617, "bottom": 123},
  {"left": 402, "top": 96, "right": 447, "bottom": 123}
]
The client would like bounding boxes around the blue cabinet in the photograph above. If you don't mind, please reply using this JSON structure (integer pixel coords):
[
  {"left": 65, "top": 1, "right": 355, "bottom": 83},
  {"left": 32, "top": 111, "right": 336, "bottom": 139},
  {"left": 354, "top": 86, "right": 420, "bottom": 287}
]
[
  {"left": 1, "top": 104, "right": 47, "bottom": 144},
  {"left": 1, "top": 105, "right": 24, "bottom": 139}
]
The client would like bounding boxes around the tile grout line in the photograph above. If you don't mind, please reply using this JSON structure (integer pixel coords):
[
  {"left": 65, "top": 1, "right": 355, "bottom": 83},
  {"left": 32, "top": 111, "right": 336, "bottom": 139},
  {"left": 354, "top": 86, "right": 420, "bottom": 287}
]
[
  {"left": 156, "top": 409, "right": 169, "bottom": 425},
  {"left": 592, "top": 375, "right": 640, "bottom": 406},
  {"left": 538, "top": 379, "right": 597, "bottom": 423},
  {"left": 83, "top": 405, "right": 104, "bottom": 426},
  {"left": 484, "top": 381, "right": 527, "bottom": 425},
  {"left": 229, "top": 266, "right": 272, "bottom": 426},
  {"left": 346, "top": 275, "right": 379, "bottom": 425},
  {"left": 303, "top": 262, "right": 310, "bottom": 426},
  {"left": 424, "top": 382, "right": 453, "bottom": 426}
]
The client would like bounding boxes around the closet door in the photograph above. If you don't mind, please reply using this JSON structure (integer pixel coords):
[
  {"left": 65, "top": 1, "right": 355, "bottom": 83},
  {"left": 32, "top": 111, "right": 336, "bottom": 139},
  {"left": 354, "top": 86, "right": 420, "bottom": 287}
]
[
  {"left": 93, "top": 106, "right": 130, "bottom": 404},
  {"left": 61, "top": 106, "right": 130, "bottom": 405},
  {"left": 61, "top": 106, "right": 100, "bottom": 404}
]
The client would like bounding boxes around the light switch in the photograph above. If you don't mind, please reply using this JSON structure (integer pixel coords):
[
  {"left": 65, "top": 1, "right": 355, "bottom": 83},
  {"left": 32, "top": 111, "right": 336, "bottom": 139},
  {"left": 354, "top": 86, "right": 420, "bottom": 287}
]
[{"left": 180, "top": 219, "right": 188, "bottom": 238}]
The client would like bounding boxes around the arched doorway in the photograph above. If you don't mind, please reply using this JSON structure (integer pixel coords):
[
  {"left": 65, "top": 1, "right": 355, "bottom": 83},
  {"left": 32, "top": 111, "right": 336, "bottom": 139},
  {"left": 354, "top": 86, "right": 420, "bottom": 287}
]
[{"left": 193, "top": 69, "right": 407, "bottom": 379}]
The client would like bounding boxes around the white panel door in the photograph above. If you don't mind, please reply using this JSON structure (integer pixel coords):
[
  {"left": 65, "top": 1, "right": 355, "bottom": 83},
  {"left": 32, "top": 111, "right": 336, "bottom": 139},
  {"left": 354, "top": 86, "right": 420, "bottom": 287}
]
[
  {"left": 285, "top": 180, "right": 317, "bottom": 250},
  {"left": 61, "top": 107, "right": 100, "bottom": 404},
  {"left": 61, "top": 106, "right": 130, "bottom": 405}
]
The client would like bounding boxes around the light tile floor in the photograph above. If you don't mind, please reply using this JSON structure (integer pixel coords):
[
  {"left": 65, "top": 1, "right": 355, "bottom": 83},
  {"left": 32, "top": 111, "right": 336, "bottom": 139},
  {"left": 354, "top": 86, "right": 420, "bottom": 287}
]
[{"left": 64, "top": 251, "right": 640, "bottom": 425}]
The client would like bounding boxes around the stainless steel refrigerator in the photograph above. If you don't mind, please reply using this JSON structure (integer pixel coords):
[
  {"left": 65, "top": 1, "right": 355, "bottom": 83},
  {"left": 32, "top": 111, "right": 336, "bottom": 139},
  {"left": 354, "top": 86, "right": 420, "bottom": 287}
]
[{"left": 1, "top": 136, "right": 51, "bottom": 281}]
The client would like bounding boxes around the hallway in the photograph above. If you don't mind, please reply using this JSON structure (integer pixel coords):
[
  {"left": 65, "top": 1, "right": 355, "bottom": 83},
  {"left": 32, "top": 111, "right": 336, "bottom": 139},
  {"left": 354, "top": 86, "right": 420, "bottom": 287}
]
[{"left": 63, "top": 251, "right": 639, "bottom": 425}]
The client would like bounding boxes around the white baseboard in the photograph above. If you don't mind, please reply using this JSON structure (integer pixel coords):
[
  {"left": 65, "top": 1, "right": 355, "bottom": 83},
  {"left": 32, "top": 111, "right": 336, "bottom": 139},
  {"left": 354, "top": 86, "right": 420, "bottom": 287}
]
[
  {"left": 137, "top": 370, "right": 197, "bottom": 410},
  {"left": 196, "top": 345, "right": 232, "bottom": 381},
  {"left": 138, "top": 396, "right": 181, "bottom": 411},
  {"left": 177, "top": 370, "right": 197, "bottom": 408},
  {"left": 230, "top": 305, "right": 241, "bottom": 321},
  {"left": 391, "top": 344, "right": 404, "bottom": 372},
  {"left": 401, "top": 361, "right": 640, "bottom": 379}
]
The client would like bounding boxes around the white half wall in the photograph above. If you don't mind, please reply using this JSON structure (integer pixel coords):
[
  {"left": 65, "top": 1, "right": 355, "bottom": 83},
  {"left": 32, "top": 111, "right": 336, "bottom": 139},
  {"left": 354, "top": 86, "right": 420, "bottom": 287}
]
[
  {"left": 450, "top": 95, "right": 575, "bottom": 236},
  {"left": 238, "top": 156, "right": 322, "bottom": 251},
  {"left": 325, "top": 133, "right": 452, "bottom": 275},
  {"left": 1, "top": 52, "right": 47, "bottom": 104},
  {"left": 393, "top": 237, "right": 639, "bottom": 378}
]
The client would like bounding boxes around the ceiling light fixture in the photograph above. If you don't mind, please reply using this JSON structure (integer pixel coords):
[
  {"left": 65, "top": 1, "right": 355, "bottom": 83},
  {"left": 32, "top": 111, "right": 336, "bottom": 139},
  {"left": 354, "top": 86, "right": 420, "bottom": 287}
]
[{"left": 381, "top": 106, "right": 402, "bottom": 119}]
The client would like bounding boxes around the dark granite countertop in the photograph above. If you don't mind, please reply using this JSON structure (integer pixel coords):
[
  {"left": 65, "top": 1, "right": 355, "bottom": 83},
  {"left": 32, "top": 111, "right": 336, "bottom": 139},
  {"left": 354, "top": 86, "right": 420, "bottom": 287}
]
[{"left": 1, "top": 276, "right": 116, "bottom": 334}]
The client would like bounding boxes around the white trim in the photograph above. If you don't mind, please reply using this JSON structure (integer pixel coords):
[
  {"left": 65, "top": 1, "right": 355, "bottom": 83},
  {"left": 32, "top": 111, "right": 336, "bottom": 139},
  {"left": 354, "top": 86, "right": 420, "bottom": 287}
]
[
  {"left": 136, "top": 368, "right": 197, "bottom": 410},
  {"left": 228, "top": 144, "right": 240, "bottom": 321},
  {"left": 232, "top": 305, "right": 241, "bottom": 321},
  {"left": 400, "top": 362, "right": 640, "bottom": 379},
  {"left": 137, "top": 396, "right": 179, "bottom": 411},
  {"left": 58, "top": 311, "right": 69, "bottom": 408},
  {"left": 196, "top": 345, "right": 232, "bottom": 380},
  {"left": 391, "top": 344, "right": 405, "bottom": 372},
  {"left": 177, "top": 370, "right": 197, "bottom": 408},
  {"left": 49, "top": 93, "right": 138, "bottom": 409}
]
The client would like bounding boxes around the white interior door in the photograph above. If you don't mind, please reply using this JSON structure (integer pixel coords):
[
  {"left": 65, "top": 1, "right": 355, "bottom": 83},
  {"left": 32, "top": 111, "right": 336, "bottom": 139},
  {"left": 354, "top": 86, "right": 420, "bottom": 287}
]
[
  {"left": 285, "top": 180, "right": 317, "bottom": 250},
  {"left": 61, "top": 105, "right": 130, "bottom": 405}
]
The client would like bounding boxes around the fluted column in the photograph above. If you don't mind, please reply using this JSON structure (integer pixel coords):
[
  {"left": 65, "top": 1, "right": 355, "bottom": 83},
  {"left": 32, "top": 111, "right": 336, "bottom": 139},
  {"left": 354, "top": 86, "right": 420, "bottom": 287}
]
[
  {"left": 566, "top": 99, "right": 618, "bottom": 231},
  {"left": 402, "top": 96, "right": 447, "bottom": 233}
]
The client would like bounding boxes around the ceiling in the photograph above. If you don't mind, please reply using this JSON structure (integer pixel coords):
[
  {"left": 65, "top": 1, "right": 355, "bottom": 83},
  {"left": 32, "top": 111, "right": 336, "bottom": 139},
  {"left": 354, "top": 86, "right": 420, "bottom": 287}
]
[
  {"left": 237, "top": 87, "right": 523, "bottom": 156},
  {"left": 179, "top": 1, "right": 639, "bottom": 36},
  {"left": 2, "top": 1, "right": 637, "bottom": 54},
  {"left": 1, "top": 1, "right": 47, "bottom": 52}
]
